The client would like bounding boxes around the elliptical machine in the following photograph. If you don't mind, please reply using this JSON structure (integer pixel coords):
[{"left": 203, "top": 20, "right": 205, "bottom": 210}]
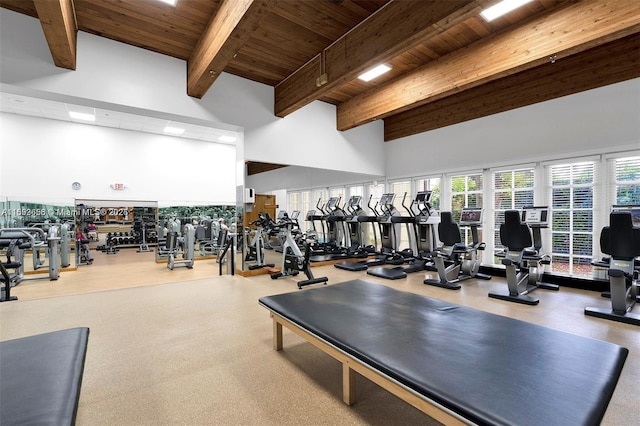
[{"left": 270, "top": 215, "right": 328, "bottom": 289}]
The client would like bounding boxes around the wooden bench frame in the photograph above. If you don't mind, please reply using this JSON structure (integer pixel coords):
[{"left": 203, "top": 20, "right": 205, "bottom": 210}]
[{"left": 268, "top": 310, "right": 469, "bottom": 425}]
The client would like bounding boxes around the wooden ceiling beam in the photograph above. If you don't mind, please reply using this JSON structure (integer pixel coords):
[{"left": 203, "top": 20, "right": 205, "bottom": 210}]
[
  {"left": 187, "top": 0, "right": 275, "bottom": 99},
  {"left": 337, "top": 0, "right": 640, "bottom": 131},
  {"left": 274, "top": 0, "right": 481, "bottom": 118},
  {"left": 384, "top": 33, "right": 640, "bottom": 141},
  {"left": 34, "top": 0, "right": 77, "bottom": 70}
]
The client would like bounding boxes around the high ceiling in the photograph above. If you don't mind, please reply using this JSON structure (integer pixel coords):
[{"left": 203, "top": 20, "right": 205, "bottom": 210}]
[{"left": 1, "top": 1, "right": 639, "bottom": 159}]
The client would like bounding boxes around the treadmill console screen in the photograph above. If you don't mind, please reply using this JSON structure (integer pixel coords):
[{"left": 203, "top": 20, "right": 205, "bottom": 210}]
[
  {"left": 460, "top": 208, "right": 483, "bottom": 226},
  {"left": 349, "top": 196, "right": 362, "bottom": 207},
  {"left": 522, "top": 206, "right": 549, "bottom": 226}
]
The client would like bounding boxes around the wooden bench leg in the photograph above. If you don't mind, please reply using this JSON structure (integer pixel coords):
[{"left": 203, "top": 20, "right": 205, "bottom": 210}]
[
  {"left": 272, "top": 315, "right": 283, "bottom": 351},
  {"left": 342, "top": 362, "right": 356, "bottom": 405}
]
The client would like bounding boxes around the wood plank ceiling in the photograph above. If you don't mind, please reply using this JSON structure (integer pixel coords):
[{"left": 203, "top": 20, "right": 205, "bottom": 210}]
[{"left": 2, "top": 0, "right": 639, "bottom": 175}]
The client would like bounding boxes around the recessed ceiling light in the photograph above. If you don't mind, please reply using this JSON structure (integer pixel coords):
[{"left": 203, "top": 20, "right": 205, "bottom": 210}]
[
  {"left": 69, "top": 111, "right": 95, "bottom": 121},
  {"left": 164, "top": 126, "right": 185, "bottom": 135},
  {"left": 157, "top": 0, "right": 177, "bottom": 6},
  {"left": 219, "top": 135, "right": 236, "bottom": 143},
  {"left": 358, "top": 64, "right": 391, "bottom": 82},
  {"left": 480, "top": 0, "right": 534, "bottom": 22}
]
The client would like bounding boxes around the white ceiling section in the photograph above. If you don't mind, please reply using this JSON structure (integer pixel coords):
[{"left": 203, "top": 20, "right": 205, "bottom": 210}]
[{"left": 0, "top": 91, "right": 240, "bottom": 145}]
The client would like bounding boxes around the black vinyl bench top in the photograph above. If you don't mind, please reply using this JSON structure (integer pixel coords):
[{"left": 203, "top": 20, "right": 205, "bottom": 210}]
[
  {"left": 259, "top": 280, "right": 628, "bottom": 426},
  {"left": 0, "top": 327, "right": 90, "bottom": 426}
]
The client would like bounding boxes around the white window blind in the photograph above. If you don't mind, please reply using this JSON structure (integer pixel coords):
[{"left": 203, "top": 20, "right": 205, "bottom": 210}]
[
  {"left": 451, "top": 173, "right": 483, "bottom": 245},
  {"left": 493, "top": 168, "right": 535, "bottom": 250},
  {"left": 610, "top": 156, "right": 640, "bottom": 205},
  {"left": 347, "top": 185, "right": 364, "bottom": 206},
  {"left": 300, "top": 191, "right": 311, "bottom": 225},
  {"left": 329, "top": 187, "right": 345, "bottom": 207},
  {"left": 547, "top": 161, "right": 595, "bottom": 277},
  {"left": 288, "top": 192, "right": 299, "bottom": 215}
]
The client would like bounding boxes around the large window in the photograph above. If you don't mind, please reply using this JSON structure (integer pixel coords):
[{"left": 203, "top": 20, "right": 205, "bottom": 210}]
[
  {"left": 493, "top": 168, "right": 534, "bottom": 250},
  {"left": 548, "top": 162, "right": 595, "bottom": 276},
  {"left": 451, "top": 173, "right": 483, "bottom": 219},
  {"left": 415, "top": 177, "right": 441, "bottom": 211},
  {"left": 283, "top": 150, "right": 636, "bottom": 281},
  {"left": 288, "top": 192, "right": 300, "bottom": 215},
  {"left": 612, "top": 156, "right": 640, "bottom": 205},
  {"left": 451, "top": 173, "right": 483, "bottom": 245},
  {"left": 300, "top": 191, "right": 312, "bottom": 229}
]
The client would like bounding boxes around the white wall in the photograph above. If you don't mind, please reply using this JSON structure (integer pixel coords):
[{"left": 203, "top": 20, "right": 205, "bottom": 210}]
[
  {"left": 0, "top": 114, "right": 236, "bottom": 206},
  {"left": 0, "top": 8, "right": 386, "bottom": 180},
  {"left": 386, "top": 78, "right": 640, "bottom": 178},
  {"left": 0, "top": 10, "right": 217, "bottom": 124},
  {"left": 199, "top": 72, "right": 385, "bottom": 176},
  {"left": 246, "top": 165, "right": 384, "bottom": 192}
]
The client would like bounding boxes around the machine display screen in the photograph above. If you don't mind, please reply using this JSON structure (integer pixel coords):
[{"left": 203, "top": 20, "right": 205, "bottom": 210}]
[
  {"left": 380, "top": 193, "right": 396, "bottom": 206},
  {"left": 415, "top": 191, "right": 432, "bottom": 203},
  {"left": 522, "top": 206, "right": 549, "bottom": 226},
  {"left": 326, "top": 197, "right": 339, "bottom": 210},
  {"left": 460, "top": 208, "right": 483, "bottom": 225}
]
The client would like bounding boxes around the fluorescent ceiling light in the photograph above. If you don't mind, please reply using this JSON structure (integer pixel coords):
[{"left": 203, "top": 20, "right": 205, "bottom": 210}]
[
  {"left": 69, "top": 111, "right": 95, "bottom": 122},
  {"left": 164, "top": 126, "right": 185, "bottom": 135},
  {"left": 480, "top": 0, "right": 534, "bottom": 22},
  {"left": 358, "top": 64, "right": 391, "bottom": 82},
  {"left": 157, "top": 0, "right": 177, "bottom": 6},
  {"left": 219, "top": 135, "right": 236, "bottom": 143}
]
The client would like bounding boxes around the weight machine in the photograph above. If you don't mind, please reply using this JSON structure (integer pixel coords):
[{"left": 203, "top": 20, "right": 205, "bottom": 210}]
[
  {"left": 0, "top": 226, "right": 61, "bottom": 282},
  {"left": 165, "top": 223, "right": 195, "bottom": 270}
]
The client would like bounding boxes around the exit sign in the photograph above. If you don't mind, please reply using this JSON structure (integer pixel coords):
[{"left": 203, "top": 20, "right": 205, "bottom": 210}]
[{"left": 111, "top": 183, "right": 125, "bottom": 190}]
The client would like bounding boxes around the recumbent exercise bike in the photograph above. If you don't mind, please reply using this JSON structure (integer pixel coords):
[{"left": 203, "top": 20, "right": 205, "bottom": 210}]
[
  {"left": 585, "top": 209, "right": 640, "bottom": 326},
  {"left": 489, "top": 207, "right": 558, "bottom": 305},
  {"left": 424, "top": 208, "right": 491, "bottom": 290}
]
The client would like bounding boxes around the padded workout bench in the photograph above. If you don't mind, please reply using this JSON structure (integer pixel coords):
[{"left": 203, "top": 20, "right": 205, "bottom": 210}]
[
  {"left": 0, "top": 327, "right": 90, "bottom": 425},
  {"left": 259, "top": 280, "right": 628, "bottom": 426}
]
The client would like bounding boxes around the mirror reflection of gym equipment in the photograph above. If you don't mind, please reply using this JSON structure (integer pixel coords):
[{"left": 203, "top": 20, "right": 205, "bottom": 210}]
[
  {"left": 73, "top": 200, "right": 239, "bottom": 275},
  {"left": 0, "top": 202, "right": 75, "bottom": 301}
]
